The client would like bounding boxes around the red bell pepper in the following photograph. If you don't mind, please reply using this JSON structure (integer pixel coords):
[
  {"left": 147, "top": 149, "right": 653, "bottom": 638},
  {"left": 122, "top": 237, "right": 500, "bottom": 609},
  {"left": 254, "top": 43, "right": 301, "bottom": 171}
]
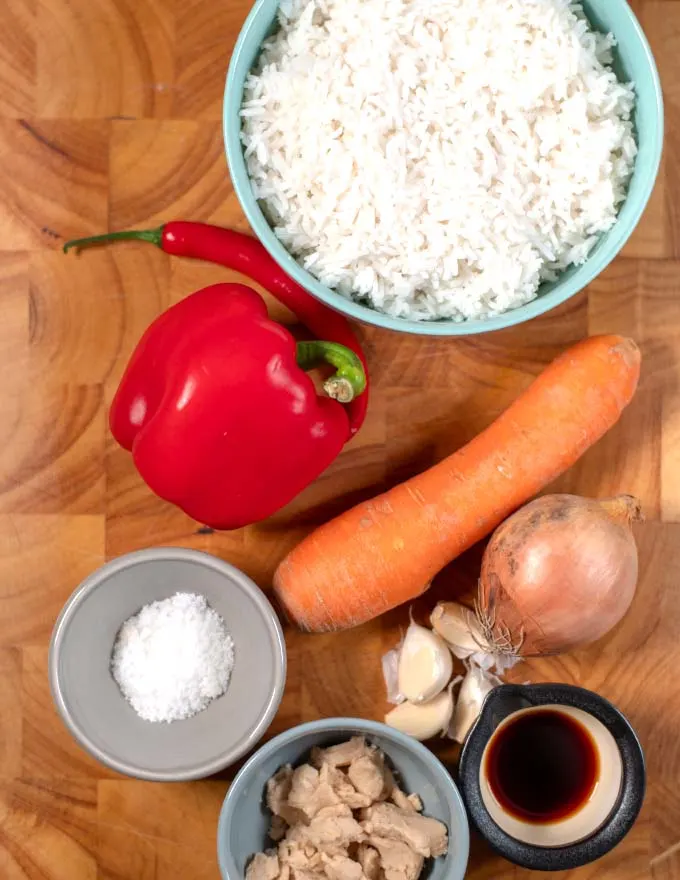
[{"left": 110, "top": 283, "right": 366, "bottom": 530}]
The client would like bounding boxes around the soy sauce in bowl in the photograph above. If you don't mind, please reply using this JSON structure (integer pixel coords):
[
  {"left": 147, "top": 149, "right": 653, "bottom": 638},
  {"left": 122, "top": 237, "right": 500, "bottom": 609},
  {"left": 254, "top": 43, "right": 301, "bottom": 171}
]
[{"left": 485, "top": 709, "right": 600, "bottom": 824}]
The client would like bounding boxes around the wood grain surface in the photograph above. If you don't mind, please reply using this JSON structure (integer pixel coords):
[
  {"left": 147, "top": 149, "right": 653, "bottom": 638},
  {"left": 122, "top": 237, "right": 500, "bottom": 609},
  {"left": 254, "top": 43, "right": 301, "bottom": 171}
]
[{"left": 0, "top": 0, "right": 677, "bottom": 878}]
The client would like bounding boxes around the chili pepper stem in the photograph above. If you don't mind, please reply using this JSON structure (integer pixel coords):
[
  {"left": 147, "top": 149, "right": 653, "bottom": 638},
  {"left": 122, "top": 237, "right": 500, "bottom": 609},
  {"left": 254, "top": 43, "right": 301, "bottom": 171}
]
[
  {"left": 63, "top": 227, "right": 164, "bottom": 253},
  {"left": 296, "top": 341, "right": 367, "bottom": 403}
]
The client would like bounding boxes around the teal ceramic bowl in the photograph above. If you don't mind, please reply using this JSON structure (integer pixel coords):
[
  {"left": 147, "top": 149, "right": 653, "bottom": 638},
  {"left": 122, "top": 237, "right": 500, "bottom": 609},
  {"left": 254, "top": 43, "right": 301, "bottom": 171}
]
[
  {"left": 217, "top": 718, "right": 470, "bottom": 880},
  {"left": 224, "top": 0, "right": 663, "bottom": 336}
]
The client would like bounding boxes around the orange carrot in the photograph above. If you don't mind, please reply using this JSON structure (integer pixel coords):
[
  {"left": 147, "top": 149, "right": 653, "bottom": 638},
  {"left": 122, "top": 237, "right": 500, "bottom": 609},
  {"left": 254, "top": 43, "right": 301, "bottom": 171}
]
[{"left": 273, "top": 335, "right": 641, "bottom": 632}]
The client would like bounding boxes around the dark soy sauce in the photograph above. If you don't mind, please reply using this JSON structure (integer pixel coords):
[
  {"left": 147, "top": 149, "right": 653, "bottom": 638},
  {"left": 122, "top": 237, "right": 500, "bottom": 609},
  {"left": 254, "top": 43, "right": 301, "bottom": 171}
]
[{"left": 486, "top": 709, "right": 600, "bottom": 824}]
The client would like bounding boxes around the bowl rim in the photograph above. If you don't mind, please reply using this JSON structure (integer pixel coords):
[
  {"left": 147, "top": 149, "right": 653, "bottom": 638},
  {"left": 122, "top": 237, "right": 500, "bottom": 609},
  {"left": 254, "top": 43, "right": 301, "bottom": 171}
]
[
  {"left": 223, "top": 0, "right": 664, "bottom": 337},
  {"left": 217, "top": 717, "right": 471, "bottom": 880},
  {"left": 48, "top": 546, "right": 287, "bottom": 782}
]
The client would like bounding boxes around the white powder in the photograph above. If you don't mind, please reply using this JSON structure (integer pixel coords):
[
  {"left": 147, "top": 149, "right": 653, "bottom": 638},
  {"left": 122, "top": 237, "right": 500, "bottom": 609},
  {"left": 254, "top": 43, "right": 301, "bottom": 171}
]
[{"left": 111, "top": 592, "right": 235, "bottom": 723}]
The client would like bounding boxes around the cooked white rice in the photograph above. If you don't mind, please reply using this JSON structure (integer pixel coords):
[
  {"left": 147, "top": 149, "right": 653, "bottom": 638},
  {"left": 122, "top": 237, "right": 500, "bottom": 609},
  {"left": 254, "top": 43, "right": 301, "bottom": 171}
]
[{"left": 241, "top": 0, "right": 637, "bottom": 322}]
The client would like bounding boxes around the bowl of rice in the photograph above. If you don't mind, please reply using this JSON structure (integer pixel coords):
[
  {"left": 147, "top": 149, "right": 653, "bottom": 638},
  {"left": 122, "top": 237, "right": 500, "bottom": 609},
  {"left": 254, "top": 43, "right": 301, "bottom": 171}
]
[{"left": 224, "top": 0, "right": 663, "bottom": 335}]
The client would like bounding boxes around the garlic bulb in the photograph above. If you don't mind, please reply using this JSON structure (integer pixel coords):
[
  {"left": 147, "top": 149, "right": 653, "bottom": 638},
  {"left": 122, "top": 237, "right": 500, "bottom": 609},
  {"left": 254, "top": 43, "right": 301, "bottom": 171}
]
[
  {"left": 397, "top": 618, "right": 453, "bottom": 703},
  {"left": 448, "top": 665, "right": 501, "bottom": 744},
  {"left": 385, "top": 684, "right": 455, "bottom": 741}
]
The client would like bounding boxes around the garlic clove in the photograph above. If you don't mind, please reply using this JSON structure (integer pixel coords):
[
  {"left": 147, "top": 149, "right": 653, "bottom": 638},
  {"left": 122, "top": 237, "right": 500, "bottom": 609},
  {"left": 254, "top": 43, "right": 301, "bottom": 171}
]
[
  {"left": 397, "top": 618, "right": 453, "bottom": 704},
  {"left": 385, "top": 684, "right": 455, "bottom": 741},
  {"left": 381, "top": 644, "right": 405, "bottom": 705},
  {"left": 430, "top": 602, "right": 490, "bottom": 659},
  {"left": 448, "top": 665, "right": 501, "bottom": 744}
]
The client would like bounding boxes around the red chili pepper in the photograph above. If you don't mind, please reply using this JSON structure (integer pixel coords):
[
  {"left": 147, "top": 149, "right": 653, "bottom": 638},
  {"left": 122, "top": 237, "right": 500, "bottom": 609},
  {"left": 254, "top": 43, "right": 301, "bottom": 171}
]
[
  {"left": 64, "top": 223, "right": 369, "bottom": 434},
  {"left": 107, "top": 282, "right": 366, "bottom": 530}
]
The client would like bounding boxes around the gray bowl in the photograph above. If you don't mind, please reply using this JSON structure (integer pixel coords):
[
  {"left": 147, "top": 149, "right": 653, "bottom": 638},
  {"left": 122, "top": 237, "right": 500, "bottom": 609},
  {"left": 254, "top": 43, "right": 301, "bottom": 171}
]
[
  {"left": 49, "top": 548, "right": 286, "bottom": 781},
  {"left": 217, "top": 718, "right": 470, "bottom": 880}
]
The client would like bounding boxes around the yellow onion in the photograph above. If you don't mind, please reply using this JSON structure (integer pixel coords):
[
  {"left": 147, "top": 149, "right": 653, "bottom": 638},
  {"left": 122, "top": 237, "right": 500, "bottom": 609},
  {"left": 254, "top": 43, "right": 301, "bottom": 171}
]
[{"left": 477, "top": 494, "right": 643, "bottom": 657}]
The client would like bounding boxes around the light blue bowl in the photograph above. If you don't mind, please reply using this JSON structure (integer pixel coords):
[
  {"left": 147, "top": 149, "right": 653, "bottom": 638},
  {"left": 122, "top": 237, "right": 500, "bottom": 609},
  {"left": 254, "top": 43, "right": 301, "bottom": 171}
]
[
  {"left": 224, "top": 0, "right": 663, "bottom": 336},
  {"left": 217, "top": 718, "right": 470, "bottom": 880}
]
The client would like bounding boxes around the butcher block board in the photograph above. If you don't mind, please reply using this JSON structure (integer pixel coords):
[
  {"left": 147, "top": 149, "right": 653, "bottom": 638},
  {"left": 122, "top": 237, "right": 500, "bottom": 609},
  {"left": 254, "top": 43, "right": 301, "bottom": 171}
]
[{"left": 0, "top": 0, "right": 678, "bottom": 877}]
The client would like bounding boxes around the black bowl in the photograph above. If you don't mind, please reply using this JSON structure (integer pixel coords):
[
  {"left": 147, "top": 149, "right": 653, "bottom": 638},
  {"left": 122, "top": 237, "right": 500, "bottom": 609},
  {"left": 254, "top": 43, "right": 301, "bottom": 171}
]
[{"left": 457, "top": 683, "right": 646, "bottom": 871}]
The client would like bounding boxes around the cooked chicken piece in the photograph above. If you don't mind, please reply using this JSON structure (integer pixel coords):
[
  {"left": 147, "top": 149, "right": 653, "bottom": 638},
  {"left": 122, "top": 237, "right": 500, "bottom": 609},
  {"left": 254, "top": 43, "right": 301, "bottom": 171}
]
[
  {"left": 348, "top": 754, "right": 388, "bottom": 802},
  {"left": 321, "top": 853, "right": 367, "bottom": 880},
  {"left": 267, "top": 764, "right": 309, "bottom": 827},
  {"left": 406, "top": 794, "right": 423, "bottom": 813},
  {"left": 288, "top": 764, "right": 344, "bottom": 819},
  {"left": 279, "top": 841, "right": 363, "bottom": 880},
  {"left": 271, "top": 815, "right": 289, "bottom": 842},
  {"left": 320, "top": 763, "right": 373, "bottom": 810},
  {"left": 388, "top": 787, "right": 422, "bottom": 814},
  {"left": 316, "top": 804, "right": 354, "bottom": 820},
  {"left": 289, "top": 765, "right": 320, "bottom": 803},
  {"left": 290, "top": 870, "right": 326, "bottom": 880},
  {"left": 368, "top": 837, "right": 424, "bottom": 880},
  {"left": 246, "top": 851, "right": 282, "bottom": 880},
  {"left": 388, "top": 787, "right": 413, "bottom": 813},
  {"left": 312, "top": 737, "right": 373, "bottom": 769},
  {"left": 290, "top": 804, "right": 365, "bottom": 850},
  {"left": 279, "top": 840, "right": 313, "bottom": 870},
  {"left": 357, "top": 844, "right": 383, "bottom": 880},
  {"left": 268, "top": 766, "right": 294, "bottom": 813},
  {"left": 283, "top": 843, "right": 347, "bottom": 868},
  {"left": 361, "top": 804, "right": 447, "bottom": 858}
]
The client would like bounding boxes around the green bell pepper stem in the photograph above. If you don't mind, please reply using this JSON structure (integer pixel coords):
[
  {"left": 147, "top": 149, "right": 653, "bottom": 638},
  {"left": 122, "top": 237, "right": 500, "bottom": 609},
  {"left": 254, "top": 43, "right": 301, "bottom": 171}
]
[
  {"left": 296, "top": 341, "right": 367, "bottom": 403},
  {"left": 63, "top": 228, "right": 164, "bottom": 252}
]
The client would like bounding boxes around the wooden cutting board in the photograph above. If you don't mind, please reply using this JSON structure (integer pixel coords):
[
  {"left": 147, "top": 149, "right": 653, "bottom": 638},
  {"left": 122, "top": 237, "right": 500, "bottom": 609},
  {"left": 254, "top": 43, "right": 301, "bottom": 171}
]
[{"left": 0, "top": 0, "right": 677, "bottom": 877}]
